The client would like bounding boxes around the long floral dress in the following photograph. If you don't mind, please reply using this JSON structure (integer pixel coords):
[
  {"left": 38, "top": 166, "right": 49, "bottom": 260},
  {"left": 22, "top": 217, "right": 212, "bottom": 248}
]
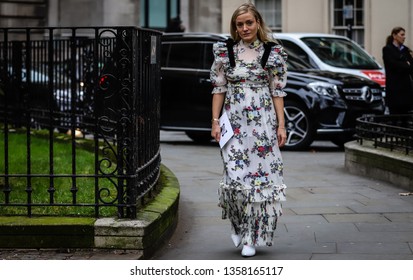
[{"left": 210, "top": 39, "right": 287, "bottom": 247}]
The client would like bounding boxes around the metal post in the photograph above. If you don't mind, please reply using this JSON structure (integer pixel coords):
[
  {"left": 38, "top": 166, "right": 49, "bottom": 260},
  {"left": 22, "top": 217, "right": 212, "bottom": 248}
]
[
  {"left": 343, "top": 4, "right": 354, "bottom": 40},
  {"left": 167, "top": 0, "right": 171, "bottom": 30},
  {"left": 144, "top": 0, "right": 149, "bottom": 28}
]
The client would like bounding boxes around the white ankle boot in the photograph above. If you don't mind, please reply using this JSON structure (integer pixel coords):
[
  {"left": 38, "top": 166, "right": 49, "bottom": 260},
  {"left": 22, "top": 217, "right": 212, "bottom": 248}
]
[
  {"left": 241, "top": 245, "right": 256, "bottom": 257},
  {"left": 231, "top": 234, "right": 241, "bottom": 247}
]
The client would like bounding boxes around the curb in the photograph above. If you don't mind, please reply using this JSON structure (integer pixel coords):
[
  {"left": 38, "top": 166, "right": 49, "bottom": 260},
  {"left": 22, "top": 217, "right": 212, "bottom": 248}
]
[
  {"left": 0, "top": 164, "right": 180, "bottom": 259},
  {"left": 94, "top": 164, "right": 180, "bottom": 259},
  {"left": 0, "top": 216, "right": 95, "bottom": 248},
  {"left": 344, "top": 140, "right": 413, "bottom": 192}
]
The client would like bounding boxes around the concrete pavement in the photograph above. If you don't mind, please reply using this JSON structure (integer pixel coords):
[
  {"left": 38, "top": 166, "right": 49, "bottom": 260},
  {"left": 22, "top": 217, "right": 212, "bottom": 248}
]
[
  {"left": 151, "top": 131, "right": 413, "bottom": 260},
  {"left": 1, "top": 131, "right": 413, "bottom": 260}
]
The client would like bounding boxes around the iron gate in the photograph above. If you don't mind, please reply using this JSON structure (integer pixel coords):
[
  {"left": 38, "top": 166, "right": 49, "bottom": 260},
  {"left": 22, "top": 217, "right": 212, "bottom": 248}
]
[{"left": 0, "top": 27, "right": 162, "bottom": 218}]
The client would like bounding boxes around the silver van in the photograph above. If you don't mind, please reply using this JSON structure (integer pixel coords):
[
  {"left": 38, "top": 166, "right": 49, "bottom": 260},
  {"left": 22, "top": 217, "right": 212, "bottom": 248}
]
[{"left": 275, "top": 33, "right": 386, "bottom": 89}]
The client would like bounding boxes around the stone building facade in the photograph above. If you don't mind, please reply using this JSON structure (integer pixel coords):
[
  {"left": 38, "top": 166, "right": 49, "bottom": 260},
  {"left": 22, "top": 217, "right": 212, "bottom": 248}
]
[{"left": 1, "top": 0, "right": 412, "bottom": 65}]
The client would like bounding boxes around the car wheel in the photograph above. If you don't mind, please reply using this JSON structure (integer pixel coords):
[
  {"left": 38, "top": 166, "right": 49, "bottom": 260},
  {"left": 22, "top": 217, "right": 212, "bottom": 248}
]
[
  {"left": 283, "top": 100, "right": 316, "bottom": 150},
  {"left": 185, "top": 131, "right": 213, "bottom": 144}
]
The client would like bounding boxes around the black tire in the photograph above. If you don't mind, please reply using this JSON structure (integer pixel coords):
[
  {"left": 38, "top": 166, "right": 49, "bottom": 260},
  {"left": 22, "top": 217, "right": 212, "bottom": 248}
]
[
  {"left": 185, "top": 131, "right": 213, "bottom": 144},
  {"left": 283, "top": 100, "right": 316, "bottom": 150}
]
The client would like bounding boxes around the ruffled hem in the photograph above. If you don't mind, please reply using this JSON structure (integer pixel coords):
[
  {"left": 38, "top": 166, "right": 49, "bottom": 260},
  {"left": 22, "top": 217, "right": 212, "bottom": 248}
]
[
  {"left": 218, "top": 181, "right": 286, "bottom": 203},
  {"left": 220, "top": 184, "right": 284, "bottom": 246},
  {"left": 243, "top": 229, "right": 277, "bottom": 247}
]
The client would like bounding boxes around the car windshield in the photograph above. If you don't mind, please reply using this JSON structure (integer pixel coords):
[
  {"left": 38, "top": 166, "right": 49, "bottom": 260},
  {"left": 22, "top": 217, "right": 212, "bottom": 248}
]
[
  {"left": 284, "top": 51, "right": 313, "bottom": 71},
  {"left": 301, "top": 37, "right": 380, "bottom": 69}
]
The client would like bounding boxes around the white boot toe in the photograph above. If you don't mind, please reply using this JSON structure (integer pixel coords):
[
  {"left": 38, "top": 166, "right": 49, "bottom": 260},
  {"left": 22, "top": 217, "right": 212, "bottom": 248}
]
[{"left": 241, "top": 245, "right": 256, "bottom": 257}]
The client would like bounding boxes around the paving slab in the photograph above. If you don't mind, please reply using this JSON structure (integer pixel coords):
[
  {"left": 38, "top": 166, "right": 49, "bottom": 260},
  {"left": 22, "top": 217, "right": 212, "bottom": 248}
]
[
  {"left": 337, "top": 242, "right": 412, "bottom": 254},
  {"left": 291, "top": 206, "right": 354, "bottom": 215},
  {"left": 2, "top": 132, "right": 413, "bottom": 260},
  {"left": 151, "top": 132, "right": 413, "bottom": 260},
  {"left": 323, "top": 213, "right": 390, "bottom": 223}
]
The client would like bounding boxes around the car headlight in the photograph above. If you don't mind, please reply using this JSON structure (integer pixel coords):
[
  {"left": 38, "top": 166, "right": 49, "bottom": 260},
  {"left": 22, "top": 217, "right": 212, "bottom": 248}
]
[{"left": 307, "top": 82, "right": 340, "bottom": 98}]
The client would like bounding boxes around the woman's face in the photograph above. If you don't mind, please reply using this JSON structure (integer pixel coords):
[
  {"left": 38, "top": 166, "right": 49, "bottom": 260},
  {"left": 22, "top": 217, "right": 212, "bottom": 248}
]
[
  {"left": 235, "top": 11, "right": 259, "bottom": 44},
  {"left": 393, "top": 30, "right": 406, "bottom": 46}
]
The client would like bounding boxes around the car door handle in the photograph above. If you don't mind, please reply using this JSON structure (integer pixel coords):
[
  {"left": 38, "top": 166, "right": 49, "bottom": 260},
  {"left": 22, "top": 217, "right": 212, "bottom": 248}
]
[{"left": 199, "top": 78, "right": 211, "bottom": 84}]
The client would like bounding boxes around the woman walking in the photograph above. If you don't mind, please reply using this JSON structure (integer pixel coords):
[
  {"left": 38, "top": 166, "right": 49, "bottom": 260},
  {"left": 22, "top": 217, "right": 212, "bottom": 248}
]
[{"left": 210, "top": 2, "right": 287, "bottom": 257}]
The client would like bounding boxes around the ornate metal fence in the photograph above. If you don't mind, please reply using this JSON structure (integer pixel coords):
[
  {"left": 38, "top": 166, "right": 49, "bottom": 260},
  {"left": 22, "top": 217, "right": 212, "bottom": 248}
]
[
  {"left": 0, "top": 27, "right": 162, "bottom": 218},
  {"left": 356, "top": 114, "right": 413, "bottom": 155}
]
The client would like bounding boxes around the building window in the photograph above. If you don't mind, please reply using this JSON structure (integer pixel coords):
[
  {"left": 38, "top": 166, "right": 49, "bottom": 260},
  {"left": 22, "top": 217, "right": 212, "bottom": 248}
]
[
  {"left": 255, "top": 0, "right": 282, "bottom": 32},
  {"left": 140, "top": 0, "right": 180, "bottom": 30},
  {"left": 331, "top": 0, "right": 364, "bottom": 46}
]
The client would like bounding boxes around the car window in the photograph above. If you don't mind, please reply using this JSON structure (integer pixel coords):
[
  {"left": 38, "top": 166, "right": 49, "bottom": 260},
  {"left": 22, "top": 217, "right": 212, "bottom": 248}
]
[
  {"left": 301, "top": 37, "right": 380, "bottom": 69},
  {"left": 285, "top": 54, "right": 315, "bottom": 71},
  {"left": 163, "top": 42, "right": 203, "bottom": 69},
  {"left": 279, "top": 40, "right": 312, "bottom": 66},
  {"left": 161, "top": 43, "right": 170, "bottom": 67},
  {"left": 278, "top": 40, "right": 315, "bottom": 71},
  {"left": 6, "top": 66, "right": 49, "bottom": 84},
  {"left": 204, "top": 43, "right": 215, "bottom": 70}
]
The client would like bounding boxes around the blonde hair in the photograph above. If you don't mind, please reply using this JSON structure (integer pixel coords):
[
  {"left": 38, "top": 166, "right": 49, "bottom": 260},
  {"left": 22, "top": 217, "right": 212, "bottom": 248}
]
[{"left": 230, "top": 2, "right": 274, "bottom": 43}]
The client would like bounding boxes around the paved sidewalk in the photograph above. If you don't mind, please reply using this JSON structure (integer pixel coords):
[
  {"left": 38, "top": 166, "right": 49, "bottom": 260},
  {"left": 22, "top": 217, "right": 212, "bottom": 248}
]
[
  {"left": 1, "top": 131, "right": 413, "bottom": 260},
  {"left": 152, "top": 132, "right": 413, "bottom": 260}
]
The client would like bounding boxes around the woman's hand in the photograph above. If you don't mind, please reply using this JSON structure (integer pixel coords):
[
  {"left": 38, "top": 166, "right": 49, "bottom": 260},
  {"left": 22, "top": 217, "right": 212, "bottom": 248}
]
[
  {"left": 272, "top": 97, "right": 287, "bottom": 147},
  {"left": 277, "top": 126, "right": 287, "bottom": 147},
  {"left": 211, "top": 121, "right": 221, "bottom": 142}
]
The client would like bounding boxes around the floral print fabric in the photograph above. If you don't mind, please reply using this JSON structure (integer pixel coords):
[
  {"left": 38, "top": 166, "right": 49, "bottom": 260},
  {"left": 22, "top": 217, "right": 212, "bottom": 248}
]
[{"left": 210, "top": 39, "right": 287, "bottom": 247}]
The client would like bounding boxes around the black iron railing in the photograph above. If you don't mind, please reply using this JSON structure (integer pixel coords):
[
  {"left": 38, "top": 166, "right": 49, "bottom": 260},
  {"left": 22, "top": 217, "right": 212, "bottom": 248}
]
[
  {"left": 356, "top": 114, "right": 413, "bottom": 155},
  {"left": 0, "top": 27, "right": 162, "bottom": 218}
]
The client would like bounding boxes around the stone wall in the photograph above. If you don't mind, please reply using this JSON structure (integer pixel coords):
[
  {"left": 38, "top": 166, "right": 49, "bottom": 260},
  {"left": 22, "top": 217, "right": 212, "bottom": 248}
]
[
  {"left": 0, "top": 0, "right": 47, "bottom": 27},
  {"left": 345, "top": 141, "right": 413, "bottom": 192}
]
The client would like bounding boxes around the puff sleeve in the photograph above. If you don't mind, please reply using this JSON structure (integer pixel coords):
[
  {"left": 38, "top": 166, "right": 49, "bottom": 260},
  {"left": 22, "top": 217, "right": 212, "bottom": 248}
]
[
  {"left": 266, "top": 44, "right": 288, "bottom": 97},
  {"left": 210, "top": 42, "right": 229, "bottom": 94}
]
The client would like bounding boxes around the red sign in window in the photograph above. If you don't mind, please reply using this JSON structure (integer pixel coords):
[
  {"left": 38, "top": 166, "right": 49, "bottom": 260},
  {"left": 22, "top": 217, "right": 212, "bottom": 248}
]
[{"left": 362, "top": 70, "right": 386, "bottom": 87}]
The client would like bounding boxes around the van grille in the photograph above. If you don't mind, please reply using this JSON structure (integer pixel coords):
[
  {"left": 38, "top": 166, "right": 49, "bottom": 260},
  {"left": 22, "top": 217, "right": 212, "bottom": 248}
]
[{"left": 342, "top": 87, "right": 383, "bottom": 103}]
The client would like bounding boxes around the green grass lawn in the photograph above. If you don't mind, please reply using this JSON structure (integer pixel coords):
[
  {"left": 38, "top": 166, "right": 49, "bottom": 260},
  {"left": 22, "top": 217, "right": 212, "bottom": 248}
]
[{"left": 0, "top": 130, "right": 118, "bottom": 217}]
